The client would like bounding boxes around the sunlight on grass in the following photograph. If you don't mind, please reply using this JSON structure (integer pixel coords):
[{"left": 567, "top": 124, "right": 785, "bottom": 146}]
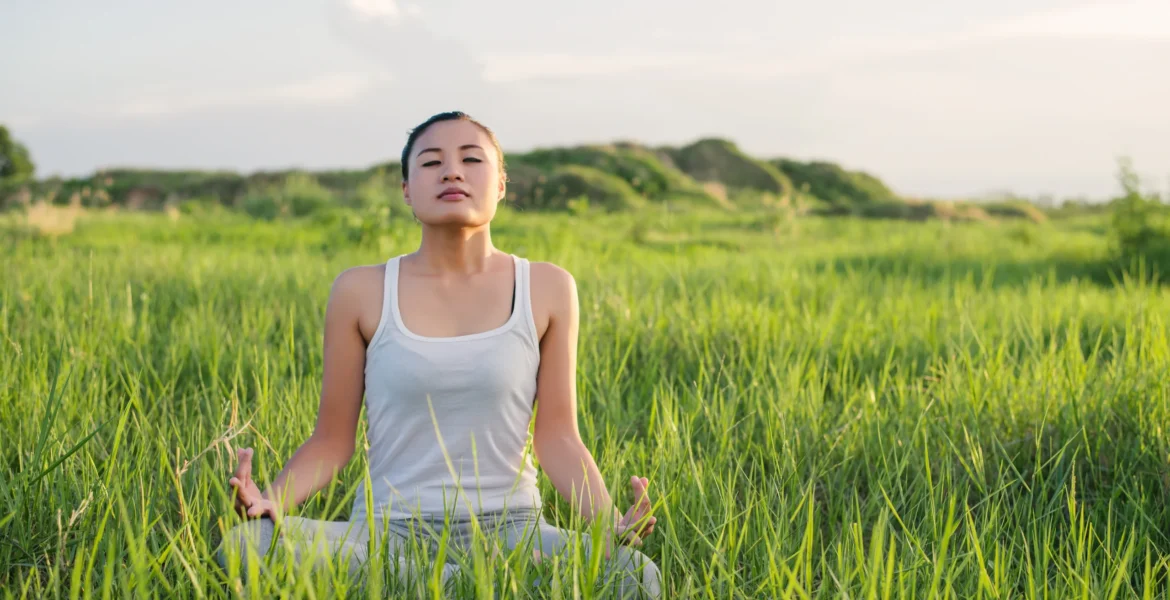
[{"left": 3, "top": 209, "right": 1169, "bottom": 598}]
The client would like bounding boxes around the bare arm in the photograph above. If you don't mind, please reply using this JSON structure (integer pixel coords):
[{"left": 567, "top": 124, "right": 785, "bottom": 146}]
[
  {"left": 530, "top": 264, "right": 655, "bottom": 550},
  {"left": 531, "top": 265, "right": 617, "bottom": 524},
  {"left": 230, "top": 268, "right": 368, "bottom": 518}
]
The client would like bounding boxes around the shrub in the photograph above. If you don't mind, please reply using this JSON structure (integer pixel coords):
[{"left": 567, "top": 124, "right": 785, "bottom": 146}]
[
  {"left": 817, "top": 199, "right": 989, "bottom": 222},
  {"left": 662, "top": 138, "right": 792, "bottom": 196},
  {"left": 511, "top": 143, "right": 718, "bottom": 207},
  {"left": 237, "top": 173, "right": 334, "bottom": 220},
  {"left": 772, "top": 159, "right": 896, "bottom": 207},
  {"left": 239, "top": 192, "right": 281, "bottom": 221},
  {"left": 980, "top": 200, "right": 1048, "bottom": 223},
  {"left": 1109, "top": 158, "right": 1170, "bottom": 275},
  {"left": 522, "top": 165, "right": 644, "bottom": 212},
  {"left": 281, "top": 173, "right": 332, "bottom": 217},
  {"left": 501, "top": 163, "right": 544, "bottom": 211}
]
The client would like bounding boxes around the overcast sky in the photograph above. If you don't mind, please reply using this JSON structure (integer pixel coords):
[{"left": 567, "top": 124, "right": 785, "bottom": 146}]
[{"left": 3, "top": 0, "right": 1169, "bottom": 199}]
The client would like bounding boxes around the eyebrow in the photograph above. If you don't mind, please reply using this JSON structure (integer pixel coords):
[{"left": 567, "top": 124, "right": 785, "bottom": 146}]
[{"left": 417, "top": 144, "right": 484, "bottom": 156}]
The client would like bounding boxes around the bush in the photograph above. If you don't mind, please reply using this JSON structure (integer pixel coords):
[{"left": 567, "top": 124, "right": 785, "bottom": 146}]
[
  {"left": 501, "top": 163, "right": 544, "bottom": 211},
  {"left": 511, "top": 143, "right": 718, "bottom": 207},
  {"left": 237, "top": 173, "right": 334, "bottom": 220},
  {"left": 518, "top": 165, "right": 644, "bottom": 212},
  {"left": 979, "top": 200, "right": 1048, "bottom": 223},
  {"left": 661, "top": 138, "right": 792, "bottom": 196},
  {"left": 814, "top": 199, "right": 989, "bottom": 222},
  {"left": 1109, "top": 158, "right": 1170, "bottom": 275},
  {"left": 282, "top": 173, "right": 332, "bottom": 217},
  {"left": 348, "top": 170, "right": 412, "bottom": 219},
  {"left": 240, "top": 193, "right": 281, "bottom": 221},
  {"left": 771, "top": 159, "right": 896, "bottom": 207}
]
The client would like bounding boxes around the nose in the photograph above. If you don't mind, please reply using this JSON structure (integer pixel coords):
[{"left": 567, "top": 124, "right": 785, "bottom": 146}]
[{"left": 440, "top": 163, "right": 464, "bottom": 182}]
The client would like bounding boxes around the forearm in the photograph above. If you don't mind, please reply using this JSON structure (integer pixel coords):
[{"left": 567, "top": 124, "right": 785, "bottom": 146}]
[
  {"left": 536, "top": 435, "right": 622, "bottom": 528},
  {"left": 261, "top": 436, "right": 353, "bottom": 512}
]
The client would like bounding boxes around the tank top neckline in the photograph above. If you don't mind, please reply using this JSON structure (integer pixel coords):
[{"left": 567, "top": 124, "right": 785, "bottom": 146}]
[{"left": 389, "top": 253, "right": 523, "bottom": 344}]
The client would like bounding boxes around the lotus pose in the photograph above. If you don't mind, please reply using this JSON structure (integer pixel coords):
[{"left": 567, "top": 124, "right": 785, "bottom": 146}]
[{"left": 217, "top": 111, "right": 661, "bottom": 597}]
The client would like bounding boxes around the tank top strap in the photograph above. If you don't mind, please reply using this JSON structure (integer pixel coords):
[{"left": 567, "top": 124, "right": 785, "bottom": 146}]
[
  {"left": 515, "top": 256, "right": 540, "bottom": 347},
  {"left": 367, "top": 255, "right": 399, "bottom": 351}
]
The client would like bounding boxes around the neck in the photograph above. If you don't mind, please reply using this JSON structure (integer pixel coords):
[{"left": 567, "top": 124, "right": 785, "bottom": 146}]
[{"left": 412, "top": 225, "right": 497, "bottom": 274}]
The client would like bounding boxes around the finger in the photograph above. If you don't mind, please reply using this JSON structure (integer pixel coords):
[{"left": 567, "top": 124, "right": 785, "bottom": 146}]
[
  {"left": 630, "top": 477, "right": 646, "bottom": 507},
  {"left": 236, "top": 448, "right": 253, "bottom": 482},
  {"left": 229, "top": 477, "right": 246, "bottom": 502},
  {"left": 229, "top": 477, "right": 254, "bottom": 498},
  {"left": 634, "top": 477, "right": 650, "bottom": 504}
]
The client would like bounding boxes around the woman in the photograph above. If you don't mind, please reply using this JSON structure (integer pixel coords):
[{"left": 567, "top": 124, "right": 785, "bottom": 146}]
[{"left": 217, "top": 111, "right": 661, "bottom": 597}]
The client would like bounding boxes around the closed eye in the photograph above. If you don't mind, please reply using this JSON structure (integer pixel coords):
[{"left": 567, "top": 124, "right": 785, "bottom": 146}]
[
  {"left": 422, "top": 160, "right": 441, "bottom": 167},
  {"left": 464, "top": 157, "right": 482, "bottom": 163}
]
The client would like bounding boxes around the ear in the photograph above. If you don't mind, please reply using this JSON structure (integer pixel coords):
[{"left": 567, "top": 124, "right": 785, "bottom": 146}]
[
  {"left": 498, "top": 173, "right": 507, "bottom": 203},
  {"left": 402, "top": 179, "right": 411, "bottom": 206}
]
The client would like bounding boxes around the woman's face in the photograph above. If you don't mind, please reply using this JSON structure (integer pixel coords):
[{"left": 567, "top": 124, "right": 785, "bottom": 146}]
[{"left": 402, "top": 119, "right": 505, "bottom": 229}]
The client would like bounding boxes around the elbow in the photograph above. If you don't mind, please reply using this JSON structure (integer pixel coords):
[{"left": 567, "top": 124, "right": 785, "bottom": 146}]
[
  {"left": 533, "top": 431, "right": 584, "bottom": 462},
  {"left": 307, "top": 434, "right": 355, "bottom": 470}
]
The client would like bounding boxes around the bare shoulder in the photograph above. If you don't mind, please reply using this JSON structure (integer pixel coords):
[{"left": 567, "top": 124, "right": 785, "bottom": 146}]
[
  {"left": 330, "top": 263, "right": 383, "bottom": 301},
  {"left": 328, "top": 263, "right": 386, "bottom": 342},
  {"left": 530, "top": 261, "right": 577, "bottom": 294},
  {"left": 528, "top": 261, "right": 578, "bottom": 340}
]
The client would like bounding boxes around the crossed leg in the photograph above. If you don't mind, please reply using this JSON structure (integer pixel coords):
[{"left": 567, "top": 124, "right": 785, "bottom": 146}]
[{"left": 216, "top": 512, "right": 661, "bottom": 598}]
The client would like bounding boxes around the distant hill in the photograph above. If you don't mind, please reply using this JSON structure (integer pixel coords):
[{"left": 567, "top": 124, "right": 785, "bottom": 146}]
[
  {"left": 769, "top": 159, "right": 896, "bottom": 207},
  {"left": 1, "top": 137, "right": 906, "bottom": 216}
]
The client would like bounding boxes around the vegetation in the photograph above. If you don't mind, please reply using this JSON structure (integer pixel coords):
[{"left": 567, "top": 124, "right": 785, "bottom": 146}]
[
  {"left": 3, "top": 202, "right": 1170, "bottom": 598},
  {"left": 0, "top": 125, "right": 36, "bottom": 184},
  {"left": 1108, "top": 158, "right": 1170, "bottom": 277},
  {"left": 771, "top": 158, "right": 896, "bottom": 208},
  {"left": 660, "top": 138, "right": 793, "bottom": 198},
  {"left": 523, "top": 164, "right": 645, "bottom": 212},
  {"left": 0, "top": 129, "right": 870, "bottom": 215}
]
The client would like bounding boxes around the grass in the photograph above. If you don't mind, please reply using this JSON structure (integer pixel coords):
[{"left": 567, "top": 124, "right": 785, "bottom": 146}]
[{"left": 2, "top": 205, "right": 1170, "bottom": 598}]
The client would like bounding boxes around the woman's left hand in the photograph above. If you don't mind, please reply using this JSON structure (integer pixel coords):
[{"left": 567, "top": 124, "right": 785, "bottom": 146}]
[{"left": 615, "top": 476, "right": 656, "bottom": 547}]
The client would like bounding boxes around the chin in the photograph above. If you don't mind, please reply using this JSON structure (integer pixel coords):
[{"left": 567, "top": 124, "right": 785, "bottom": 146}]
[{"left": 420, "top": 208, "right": 492, "bottom": 228}]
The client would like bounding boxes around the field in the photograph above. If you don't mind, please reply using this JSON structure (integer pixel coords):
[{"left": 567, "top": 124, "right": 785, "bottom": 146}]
[{"left": 3, "top": 205, "right": 1170, "bottom": 598}]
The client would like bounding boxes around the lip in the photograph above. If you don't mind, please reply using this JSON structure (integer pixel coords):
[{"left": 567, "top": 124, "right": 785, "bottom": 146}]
[{"left": 438, "top": 187, "right": 470, "bottom": 201}]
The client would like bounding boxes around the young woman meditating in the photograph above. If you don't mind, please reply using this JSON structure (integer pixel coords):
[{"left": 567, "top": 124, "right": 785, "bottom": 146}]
[{"left": 217, "top": 111, "right": 661, "bottom": 597}]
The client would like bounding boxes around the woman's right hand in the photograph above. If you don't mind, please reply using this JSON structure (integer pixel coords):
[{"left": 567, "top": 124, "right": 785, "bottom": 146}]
[{"left": 229, "top": 448, "right": 278, "bottom": 520}]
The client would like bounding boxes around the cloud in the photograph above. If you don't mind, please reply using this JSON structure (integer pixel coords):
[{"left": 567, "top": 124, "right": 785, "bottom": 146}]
[
  {"left": 327, "top": 0, "right": 481, "bottom": 84},
  {"left": 112, "top": 72, "right": 380, "bottom": 118},
  {"left": 7, "top": 114, "right": 43, "bottom": 130},
  {"left": 344, "top": 0, "right": 402, "bottom": 21},
  {"left": 980, "top": 0, "right": 1170, "bottom": 39},
  {"left": 342, "top": 0, "right": 422, "bottom": 23},
  {"left": 8, "top": 72, "right": 382, "bottom": 127},
  {"left": 473, "top": 1, "right": 1170, "bottom": 84},
  {"left": 480, "top": 51, "right": 725, "bottom": 83}
]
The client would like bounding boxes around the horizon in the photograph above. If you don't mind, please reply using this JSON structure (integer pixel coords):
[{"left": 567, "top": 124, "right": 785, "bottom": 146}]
[{"left": 3, "top": 0, "right": 1170, "bottom": 201}]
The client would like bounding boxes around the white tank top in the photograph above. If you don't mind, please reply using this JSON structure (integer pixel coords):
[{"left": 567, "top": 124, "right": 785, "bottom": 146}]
[{"left": 350, "top": 253, "right": 544, "bottom": 523}]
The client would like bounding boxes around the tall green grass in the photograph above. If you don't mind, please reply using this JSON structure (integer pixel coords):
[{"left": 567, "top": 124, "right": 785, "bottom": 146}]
[{"left": 3, "top": 207, "right": 1169, "bottom": 598}]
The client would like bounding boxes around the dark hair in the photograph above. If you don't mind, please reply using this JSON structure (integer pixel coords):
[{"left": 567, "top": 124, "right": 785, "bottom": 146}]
[{"left": 400, "top": 111, "right": 505, "bottom": 181}]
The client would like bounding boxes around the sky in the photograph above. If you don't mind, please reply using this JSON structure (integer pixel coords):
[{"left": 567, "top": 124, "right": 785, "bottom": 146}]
[{"left": 2, "top": 0, "right": 1169, "bottom": 200}]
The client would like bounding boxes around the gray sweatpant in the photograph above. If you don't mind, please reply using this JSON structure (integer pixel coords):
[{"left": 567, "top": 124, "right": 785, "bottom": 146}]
[{"left": 216, "top": 507, "right": 661, "bottom": 598}]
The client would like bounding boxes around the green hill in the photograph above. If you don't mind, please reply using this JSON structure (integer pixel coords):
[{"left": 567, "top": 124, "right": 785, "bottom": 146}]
[
  {"left": 3, "top": 136, "right": 913, "bottom": 217},
  {"left": 769, "top": 159, "right": 897, "bottom": 207},
  {"left": 508, "top": 143, "right": 721, "bottom": 208},
  {"left": 658, "top": 138, "right": 793, "bottom": 198}
]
